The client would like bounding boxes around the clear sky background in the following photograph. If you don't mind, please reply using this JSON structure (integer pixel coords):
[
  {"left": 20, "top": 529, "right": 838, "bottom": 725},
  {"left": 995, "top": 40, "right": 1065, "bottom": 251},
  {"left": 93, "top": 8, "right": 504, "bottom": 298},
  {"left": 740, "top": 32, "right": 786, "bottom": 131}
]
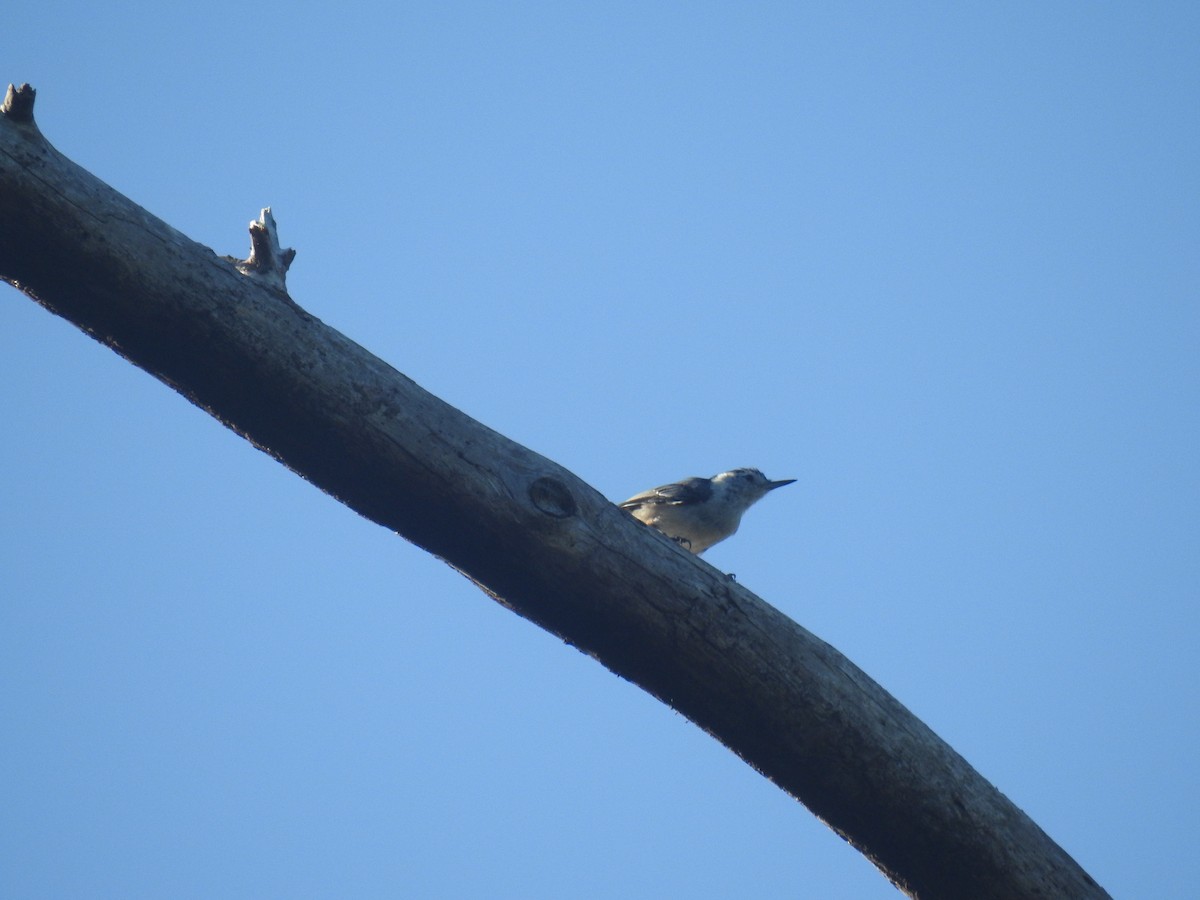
[{"left": 2, "top": 4, "right": 1197, "bottom": 898}]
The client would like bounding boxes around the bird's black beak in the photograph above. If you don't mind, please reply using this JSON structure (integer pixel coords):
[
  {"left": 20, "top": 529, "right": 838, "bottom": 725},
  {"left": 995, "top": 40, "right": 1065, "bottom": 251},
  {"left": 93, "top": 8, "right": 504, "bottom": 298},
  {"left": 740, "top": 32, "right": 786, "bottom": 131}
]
[{"left": 768, "top": 478, "right": 796, "bottom": 491}]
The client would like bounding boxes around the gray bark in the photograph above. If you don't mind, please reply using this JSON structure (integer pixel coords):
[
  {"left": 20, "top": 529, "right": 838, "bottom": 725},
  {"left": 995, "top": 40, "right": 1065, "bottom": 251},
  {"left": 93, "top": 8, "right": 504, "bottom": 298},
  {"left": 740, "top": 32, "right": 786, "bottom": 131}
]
[{"left": 0, "top": 84, "right": 1109, "bottom": 899}]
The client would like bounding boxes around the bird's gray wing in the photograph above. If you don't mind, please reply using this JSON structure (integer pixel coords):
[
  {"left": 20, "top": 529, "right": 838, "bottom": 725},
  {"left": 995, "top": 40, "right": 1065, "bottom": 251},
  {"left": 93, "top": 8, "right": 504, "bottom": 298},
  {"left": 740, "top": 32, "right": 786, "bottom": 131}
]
[{"left": 619, "top": 476, "right": 712, "bottom": 510}]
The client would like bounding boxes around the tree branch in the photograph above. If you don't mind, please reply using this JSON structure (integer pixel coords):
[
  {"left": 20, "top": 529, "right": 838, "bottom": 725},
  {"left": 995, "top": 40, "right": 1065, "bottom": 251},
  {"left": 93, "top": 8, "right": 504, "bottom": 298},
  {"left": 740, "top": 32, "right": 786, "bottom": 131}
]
[{"left": 0, "top": 84, "right": 1108, "bottom": 899}]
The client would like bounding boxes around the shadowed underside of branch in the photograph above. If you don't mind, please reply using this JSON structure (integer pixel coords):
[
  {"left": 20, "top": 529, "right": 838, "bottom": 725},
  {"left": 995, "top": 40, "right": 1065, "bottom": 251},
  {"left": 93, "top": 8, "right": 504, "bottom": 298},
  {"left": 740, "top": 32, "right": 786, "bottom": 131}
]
[{"left": 0, "top": 84, "right": 1108, "bottom": 900}]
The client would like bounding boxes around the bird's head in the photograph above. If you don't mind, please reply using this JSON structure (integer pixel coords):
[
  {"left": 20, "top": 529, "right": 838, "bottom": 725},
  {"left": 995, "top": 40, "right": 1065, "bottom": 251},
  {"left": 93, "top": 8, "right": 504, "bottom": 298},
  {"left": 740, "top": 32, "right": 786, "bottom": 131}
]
[{"left": 712, "top": 468, "right": 796, "bottom": 507}]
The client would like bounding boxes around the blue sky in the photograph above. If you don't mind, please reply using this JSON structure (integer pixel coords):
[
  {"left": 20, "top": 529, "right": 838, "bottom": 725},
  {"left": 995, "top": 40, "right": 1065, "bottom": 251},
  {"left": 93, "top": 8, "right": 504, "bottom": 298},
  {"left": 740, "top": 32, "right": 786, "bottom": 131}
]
[{"left": 3, "top": 3, "right": 1197, "bottom": 898}]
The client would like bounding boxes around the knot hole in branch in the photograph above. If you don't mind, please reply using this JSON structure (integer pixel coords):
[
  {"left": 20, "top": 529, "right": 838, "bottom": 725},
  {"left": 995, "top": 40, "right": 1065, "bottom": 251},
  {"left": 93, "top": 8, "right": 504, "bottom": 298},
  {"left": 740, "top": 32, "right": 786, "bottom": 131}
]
[{"left": 529, "top": 476, "right": 577, "bottom": 519}]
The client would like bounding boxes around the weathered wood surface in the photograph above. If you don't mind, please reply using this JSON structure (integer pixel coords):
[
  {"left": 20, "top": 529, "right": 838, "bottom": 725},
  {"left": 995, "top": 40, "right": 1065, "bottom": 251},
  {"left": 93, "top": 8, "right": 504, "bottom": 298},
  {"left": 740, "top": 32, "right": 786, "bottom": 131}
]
[{"left": 0, "top": 84, "right": 1108, "bottom": 899}]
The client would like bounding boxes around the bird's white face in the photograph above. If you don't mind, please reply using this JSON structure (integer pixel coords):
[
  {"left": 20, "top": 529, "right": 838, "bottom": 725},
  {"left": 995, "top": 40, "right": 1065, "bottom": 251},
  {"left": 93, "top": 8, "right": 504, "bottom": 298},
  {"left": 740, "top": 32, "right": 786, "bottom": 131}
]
[
  {"left": 712, "top": 468, "right": 796, "bottom": 508},
  {"left": 713, "top": 468, "right": 771, "bottom": 498}
]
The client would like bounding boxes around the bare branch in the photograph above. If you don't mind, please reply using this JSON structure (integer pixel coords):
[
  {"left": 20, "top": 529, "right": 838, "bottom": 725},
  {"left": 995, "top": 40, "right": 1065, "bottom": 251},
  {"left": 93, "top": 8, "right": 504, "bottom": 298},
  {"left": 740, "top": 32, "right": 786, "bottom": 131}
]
[{"left": 0, "top": 86, "right": 1109, "bottom": 900}]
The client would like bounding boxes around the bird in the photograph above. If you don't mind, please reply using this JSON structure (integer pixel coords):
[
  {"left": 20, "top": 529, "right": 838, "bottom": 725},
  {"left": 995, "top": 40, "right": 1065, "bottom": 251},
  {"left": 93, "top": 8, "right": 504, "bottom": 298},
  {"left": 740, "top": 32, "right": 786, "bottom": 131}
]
[{"left": 619, "top": 468, "right": 795, "bottom": 554}]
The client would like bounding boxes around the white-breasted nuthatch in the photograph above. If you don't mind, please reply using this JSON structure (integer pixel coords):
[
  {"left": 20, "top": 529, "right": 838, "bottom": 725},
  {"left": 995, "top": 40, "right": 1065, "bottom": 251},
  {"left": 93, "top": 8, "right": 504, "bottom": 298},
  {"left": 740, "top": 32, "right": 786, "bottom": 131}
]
[{"left": 619, "top": 468, "right": 795, "bottom": 554}]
